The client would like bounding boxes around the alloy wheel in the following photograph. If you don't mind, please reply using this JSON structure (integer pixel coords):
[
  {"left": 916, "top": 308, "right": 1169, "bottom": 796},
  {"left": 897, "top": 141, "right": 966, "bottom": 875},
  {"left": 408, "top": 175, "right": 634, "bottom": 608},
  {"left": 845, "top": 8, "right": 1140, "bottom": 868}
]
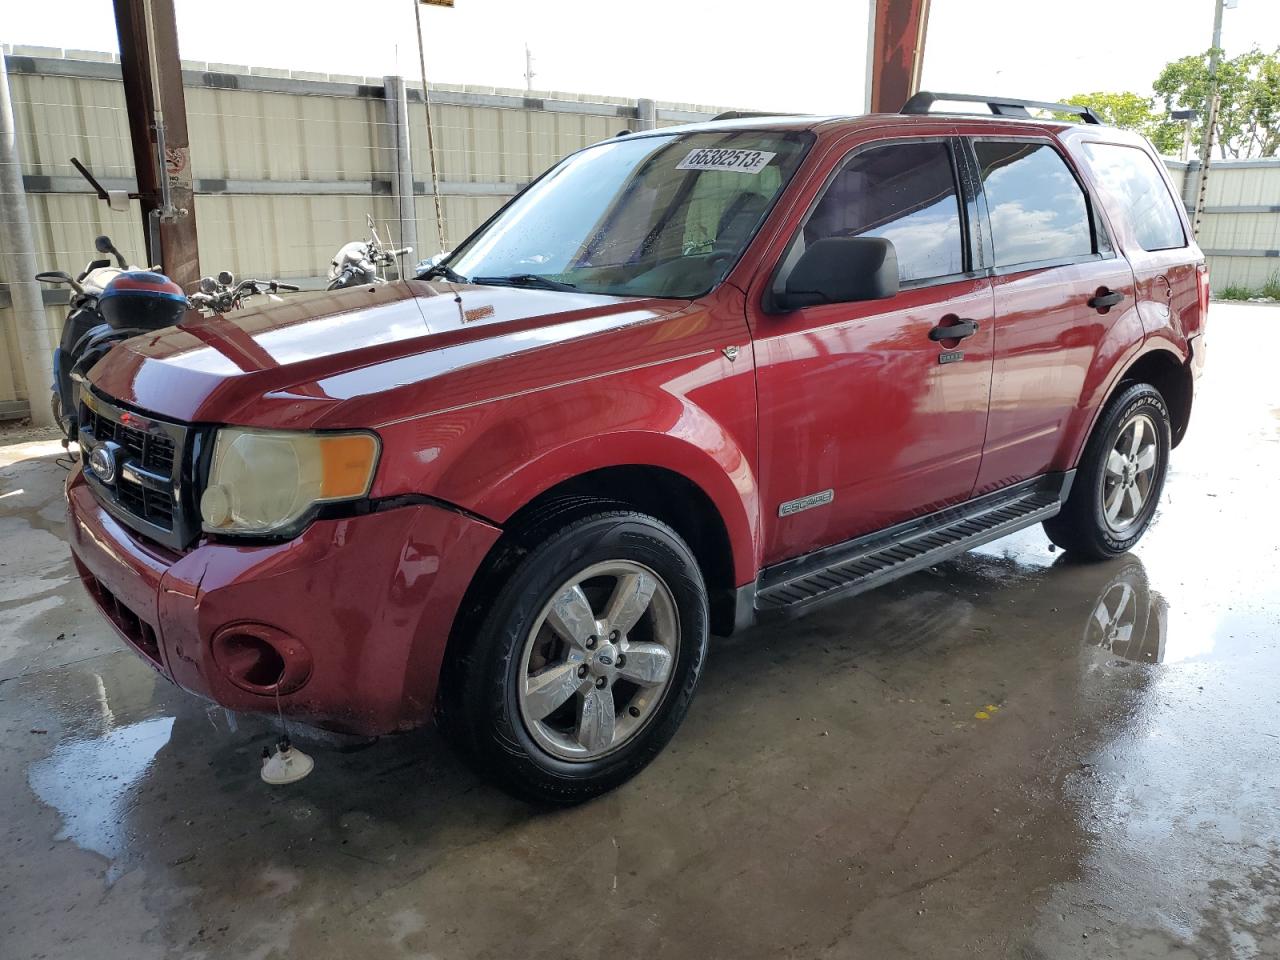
[
  {"left": 517, "top": 560, "right": 680, "bottom": 762},
  {"left": 1102, "top": 412, "right": 1160, "bottom": 533}
]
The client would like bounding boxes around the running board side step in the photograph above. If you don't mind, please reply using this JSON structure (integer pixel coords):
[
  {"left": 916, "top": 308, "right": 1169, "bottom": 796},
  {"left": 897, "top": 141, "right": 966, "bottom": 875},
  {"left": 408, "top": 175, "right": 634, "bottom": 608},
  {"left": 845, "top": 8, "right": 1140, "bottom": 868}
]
[{"left": 753, "top": 472, "right": 1074, "bottom": 621}]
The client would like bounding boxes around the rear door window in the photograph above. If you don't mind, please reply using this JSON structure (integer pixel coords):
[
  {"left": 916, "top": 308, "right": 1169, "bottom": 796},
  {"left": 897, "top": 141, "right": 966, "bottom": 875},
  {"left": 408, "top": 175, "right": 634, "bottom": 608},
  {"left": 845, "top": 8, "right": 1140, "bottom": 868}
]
[
  {"left": 973, "top": 141, "right": 1094, "bottom": 268},
  {"left": 800, "top": 140, "right": 965, "bottom": 284},
  {"left": 1082, "top": 143, "right": 1187, "bottom": 251}
]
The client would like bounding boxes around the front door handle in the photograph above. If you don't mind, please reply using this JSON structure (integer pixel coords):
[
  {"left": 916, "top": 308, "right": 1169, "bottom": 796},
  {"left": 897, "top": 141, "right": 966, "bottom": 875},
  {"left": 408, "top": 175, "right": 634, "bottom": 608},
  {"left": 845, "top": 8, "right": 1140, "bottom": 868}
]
[
  {"left": 1088, "top": 289, "right": 1126, "bottom": 310},
  {"left": 929, "top": 318, "right": 979, "bottom": 342}
]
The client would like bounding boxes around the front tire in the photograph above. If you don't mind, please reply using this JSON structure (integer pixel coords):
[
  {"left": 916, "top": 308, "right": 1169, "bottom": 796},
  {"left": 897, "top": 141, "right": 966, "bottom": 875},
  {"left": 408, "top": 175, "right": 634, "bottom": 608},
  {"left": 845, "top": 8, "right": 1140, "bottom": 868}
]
[
  {"left": 444, "top": 511, "right": 708, "bottom": 804},
  {"left": 1045, "top": 382, "right": 1171, "bottom": 559}
]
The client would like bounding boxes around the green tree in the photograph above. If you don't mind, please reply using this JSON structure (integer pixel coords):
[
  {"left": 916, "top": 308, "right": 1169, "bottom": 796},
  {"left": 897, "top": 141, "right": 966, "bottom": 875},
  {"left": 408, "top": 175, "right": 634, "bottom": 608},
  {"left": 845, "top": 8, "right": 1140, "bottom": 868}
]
[
  {"left": 1060, "top": 91, "right": 1182, "bottom": 155},
  {"left": 1153, "top": 47, "right": 1280, "bottom": 158}
]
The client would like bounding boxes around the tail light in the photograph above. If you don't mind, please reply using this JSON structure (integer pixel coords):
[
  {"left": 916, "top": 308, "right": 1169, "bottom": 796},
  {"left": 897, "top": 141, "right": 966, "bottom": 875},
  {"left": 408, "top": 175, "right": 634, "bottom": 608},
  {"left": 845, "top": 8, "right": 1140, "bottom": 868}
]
[{"left": 1197, "top": 264, "right": 1210, "bottom": 323}]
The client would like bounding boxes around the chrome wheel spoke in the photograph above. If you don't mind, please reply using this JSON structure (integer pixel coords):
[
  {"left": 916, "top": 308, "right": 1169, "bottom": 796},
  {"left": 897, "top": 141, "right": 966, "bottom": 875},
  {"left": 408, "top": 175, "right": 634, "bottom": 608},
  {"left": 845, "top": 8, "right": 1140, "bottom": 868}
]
[
  {"left": 617, "top": 642, "right": 673, "bottom": 687},
  {"left": 546, "top": 584, "right": 598, "bottom": 649},
  {"left": 1127, "top": 417, "right": 1145, "bottom": 457},
  {"left": 1135, "top": 445, "right": 1157, "bottom": 473},
  {"left": 603, "top": 570, "right": 656, "bottom": 636},
  {"left": 1124, "top": 483, "right": 1144, "bottom": 517},
  {"left": 576, "top": 686, "right": 616, "bottom": 752},
  {"left": 524, "top": 662, "right": 587, "bottom": 721},
  {"left": 1104, "top": 483, "right": 1124, "bottom": 523},
  {"left": 1106, "top": 449, "right": 1127, "bottom": 479}
]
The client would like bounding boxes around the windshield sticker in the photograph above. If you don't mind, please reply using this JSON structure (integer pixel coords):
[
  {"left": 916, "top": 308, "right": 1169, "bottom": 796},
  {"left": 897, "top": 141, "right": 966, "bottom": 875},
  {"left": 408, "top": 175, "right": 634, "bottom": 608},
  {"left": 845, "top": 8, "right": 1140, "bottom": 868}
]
[{"left": 677, "top": 148, "right": 777, "bottom": 175}]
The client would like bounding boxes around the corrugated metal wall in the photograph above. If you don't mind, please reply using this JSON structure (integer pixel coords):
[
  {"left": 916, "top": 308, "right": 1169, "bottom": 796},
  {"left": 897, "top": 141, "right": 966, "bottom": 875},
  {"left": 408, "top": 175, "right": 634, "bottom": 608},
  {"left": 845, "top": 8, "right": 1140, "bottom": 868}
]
[
  {"left": 2, "top": 49, "right": 1278, "bottom": 416},
  {"left": 0, "top": 49, "right": 732, "bottom": 413}
]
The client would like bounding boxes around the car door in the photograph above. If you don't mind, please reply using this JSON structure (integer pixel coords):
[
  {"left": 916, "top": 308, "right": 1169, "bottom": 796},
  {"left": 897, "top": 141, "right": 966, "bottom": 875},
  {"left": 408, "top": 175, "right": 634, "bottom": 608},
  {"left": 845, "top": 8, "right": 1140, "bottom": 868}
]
[
  {"left": 967, "top": 136, "right": 1139, "bottom": 492},
  {"left": 748, "top": 136, "right": 996, "bottom": 567}
]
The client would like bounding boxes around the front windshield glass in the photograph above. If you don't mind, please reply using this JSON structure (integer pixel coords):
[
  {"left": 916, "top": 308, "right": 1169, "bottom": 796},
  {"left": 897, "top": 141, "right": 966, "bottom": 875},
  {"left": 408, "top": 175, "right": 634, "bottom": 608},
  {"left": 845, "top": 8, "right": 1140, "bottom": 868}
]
[{"left": 441, "top": 130, "right": 811, "bottom": 298}]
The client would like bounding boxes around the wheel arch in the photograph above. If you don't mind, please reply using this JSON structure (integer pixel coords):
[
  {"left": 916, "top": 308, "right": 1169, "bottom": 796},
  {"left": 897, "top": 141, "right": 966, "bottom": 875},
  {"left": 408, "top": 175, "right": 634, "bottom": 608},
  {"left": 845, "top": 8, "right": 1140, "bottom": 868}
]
[
  {"left": 1114, "top": 347, "right": 1193, "bottom": 448},
  {"left": 467, "top": 463, "right": 744, "bottom": 640}
]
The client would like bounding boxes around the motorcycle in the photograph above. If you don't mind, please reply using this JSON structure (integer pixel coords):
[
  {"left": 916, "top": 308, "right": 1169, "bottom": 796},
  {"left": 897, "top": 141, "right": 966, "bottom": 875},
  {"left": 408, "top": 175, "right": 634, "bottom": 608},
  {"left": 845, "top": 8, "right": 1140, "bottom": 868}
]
[
  {"left": 38, "top": 252, "right": 297, "bottom": 443},
  {"left": 326, "top": 215, "right": 412, "bottom": 290},
  {"left": 35, "top": 235, "right": 184, "bottom": 441},
  {"left": 189, "top": 271, "right": 300, "bottom": 315}
]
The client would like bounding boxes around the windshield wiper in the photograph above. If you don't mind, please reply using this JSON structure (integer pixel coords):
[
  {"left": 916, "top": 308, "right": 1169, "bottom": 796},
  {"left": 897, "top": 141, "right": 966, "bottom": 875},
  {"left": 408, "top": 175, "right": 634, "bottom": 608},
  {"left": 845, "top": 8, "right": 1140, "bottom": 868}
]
[
  {"left": 419, "top": 262, "right": 469, "bottom": 284},
  {"left": 470, "top": 274, "right": 578, "bottom": 292}
]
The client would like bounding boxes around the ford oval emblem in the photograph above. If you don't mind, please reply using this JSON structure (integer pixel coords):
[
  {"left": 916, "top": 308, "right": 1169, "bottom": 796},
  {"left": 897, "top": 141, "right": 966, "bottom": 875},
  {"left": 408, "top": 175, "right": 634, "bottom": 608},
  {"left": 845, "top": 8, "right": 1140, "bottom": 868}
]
[
  {"left": 89, "top": 442, "right": 118, "bottom": 484},
  {"left": 597, "top": 653, "right": 613, "bottom": 666}
]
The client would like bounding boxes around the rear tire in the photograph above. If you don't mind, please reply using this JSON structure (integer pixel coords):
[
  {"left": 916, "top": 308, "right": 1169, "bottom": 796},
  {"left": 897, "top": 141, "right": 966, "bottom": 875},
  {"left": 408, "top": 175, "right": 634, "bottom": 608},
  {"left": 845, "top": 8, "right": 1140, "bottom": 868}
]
[
  {"left": 1045, "top": 382, "right": 1171, "bottom": 560},
  {"left": 443, "top": 510, "right": 708, "bottom": 804}
]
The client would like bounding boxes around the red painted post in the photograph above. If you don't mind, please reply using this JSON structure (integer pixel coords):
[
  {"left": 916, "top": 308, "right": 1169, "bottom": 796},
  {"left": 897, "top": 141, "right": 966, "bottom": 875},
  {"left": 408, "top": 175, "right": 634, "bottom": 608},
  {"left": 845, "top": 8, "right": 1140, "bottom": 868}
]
[
  {"left": 867, "top": 0, "right": 932, "bottom": 114},
  {"left": 112, "top": 0, "right": 200, "bottom": 289}
]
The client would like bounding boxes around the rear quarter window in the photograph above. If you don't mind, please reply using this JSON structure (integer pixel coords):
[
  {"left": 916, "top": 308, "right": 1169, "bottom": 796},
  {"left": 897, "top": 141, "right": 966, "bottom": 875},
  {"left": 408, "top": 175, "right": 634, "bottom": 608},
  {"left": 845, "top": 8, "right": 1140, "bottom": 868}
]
[{"left": 1081, "top": 143, "right": 1187, "bottom": 252}]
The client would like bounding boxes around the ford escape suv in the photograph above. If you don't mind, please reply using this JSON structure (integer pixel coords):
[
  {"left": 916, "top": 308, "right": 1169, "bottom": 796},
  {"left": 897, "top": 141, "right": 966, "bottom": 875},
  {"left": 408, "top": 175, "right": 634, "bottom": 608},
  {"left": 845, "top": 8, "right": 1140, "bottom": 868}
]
[{"left": 66, "top": 92, "right": 1208, "bottom": 803}]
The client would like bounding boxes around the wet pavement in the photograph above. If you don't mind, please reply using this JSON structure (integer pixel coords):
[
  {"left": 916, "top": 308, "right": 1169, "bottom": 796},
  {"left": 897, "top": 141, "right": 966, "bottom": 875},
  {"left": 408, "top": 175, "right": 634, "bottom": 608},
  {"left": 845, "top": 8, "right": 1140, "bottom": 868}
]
[{"left": 2, "top": 302, "right": 1278, "bottom": 959}]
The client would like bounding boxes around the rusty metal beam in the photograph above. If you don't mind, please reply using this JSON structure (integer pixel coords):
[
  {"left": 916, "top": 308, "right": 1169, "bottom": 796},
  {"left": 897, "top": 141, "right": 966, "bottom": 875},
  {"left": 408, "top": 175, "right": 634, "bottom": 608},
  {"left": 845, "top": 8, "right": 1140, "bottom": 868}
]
[
  {"left": 112, "top": 0, "right": 200, "bottom": 289},
  {"left": 866, "top": 0, "right": 932, "bottom": 115}
]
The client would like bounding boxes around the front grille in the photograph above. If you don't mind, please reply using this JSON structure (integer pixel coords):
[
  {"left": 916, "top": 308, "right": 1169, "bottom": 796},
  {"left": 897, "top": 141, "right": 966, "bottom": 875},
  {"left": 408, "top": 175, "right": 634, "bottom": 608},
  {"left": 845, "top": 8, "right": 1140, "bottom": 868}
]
[
  {"left": 82, "top": 405, "right": 175, "bottom": 471},
  {"left": 79, "top": 390, "right": 201, "bottom": 551}
]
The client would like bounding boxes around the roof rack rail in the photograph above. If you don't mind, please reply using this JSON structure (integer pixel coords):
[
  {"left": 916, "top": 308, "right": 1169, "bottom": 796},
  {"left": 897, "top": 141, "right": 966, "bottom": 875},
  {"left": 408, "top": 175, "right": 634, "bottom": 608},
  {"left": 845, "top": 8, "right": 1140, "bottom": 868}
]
[
  {"left": 710, "top": 110, "right": 780, "bottom": 121},
  {"left": 900, "top": 91, "right": 1102, "bottom": 125}
]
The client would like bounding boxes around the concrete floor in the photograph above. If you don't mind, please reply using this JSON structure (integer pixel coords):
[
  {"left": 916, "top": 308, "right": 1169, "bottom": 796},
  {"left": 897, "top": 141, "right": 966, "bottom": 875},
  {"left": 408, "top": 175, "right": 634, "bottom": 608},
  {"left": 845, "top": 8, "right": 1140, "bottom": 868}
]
[{"left": 1, "top": 302, "right": 1277, "bottom": 960}]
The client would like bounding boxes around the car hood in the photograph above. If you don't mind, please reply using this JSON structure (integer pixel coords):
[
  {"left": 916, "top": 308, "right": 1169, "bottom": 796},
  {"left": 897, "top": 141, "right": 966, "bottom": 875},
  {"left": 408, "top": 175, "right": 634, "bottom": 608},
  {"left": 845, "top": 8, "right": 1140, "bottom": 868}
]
[{"left": 88, "top": 280, "right": 689, "bottom": 427}]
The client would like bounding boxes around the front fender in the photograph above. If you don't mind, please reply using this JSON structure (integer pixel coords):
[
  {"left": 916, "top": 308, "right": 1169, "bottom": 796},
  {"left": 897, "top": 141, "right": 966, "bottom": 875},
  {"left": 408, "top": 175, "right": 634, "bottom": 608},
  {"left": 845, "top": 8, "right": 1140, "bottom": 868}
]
[{"left": 372, "top": 367, "right": 762, "bottom": 587}]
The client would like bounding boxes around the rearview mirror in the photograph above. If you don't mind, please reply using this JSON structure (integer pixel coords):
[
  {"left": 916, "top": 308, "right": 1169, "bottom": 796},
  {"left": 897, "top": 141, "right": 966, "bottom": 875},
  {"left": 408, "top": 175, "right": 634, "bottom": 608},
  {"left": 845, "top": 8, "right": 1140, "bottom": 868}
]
[
  {"left": 94, "top": 235, "right": 113, "bottom": 253},
  {"left": 774, "top": 237, "right": 899, "bottom": 311}
]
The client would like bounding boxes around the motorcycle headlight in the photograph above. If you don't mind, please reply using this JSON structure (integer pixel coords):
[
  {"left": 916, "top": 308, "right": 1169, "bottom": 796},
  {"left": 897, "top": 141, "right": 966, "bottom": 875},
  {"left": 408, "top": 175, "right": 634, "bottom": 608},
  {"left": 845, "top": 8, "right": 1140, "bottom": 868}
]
[{"left": 200, "top": 428, "right": 380, "bottom": 536}]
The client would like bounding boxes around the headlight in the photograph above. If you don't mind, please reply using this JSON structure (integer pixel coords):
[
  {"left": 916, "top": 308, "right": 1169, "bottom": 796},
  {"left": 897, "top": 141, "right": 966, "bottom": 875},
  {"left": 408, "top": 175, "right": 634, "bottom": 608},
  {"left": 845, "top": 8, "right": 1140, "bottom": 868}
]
[{"left": 200, "top": 428, "right": 380, "bottom": 536}]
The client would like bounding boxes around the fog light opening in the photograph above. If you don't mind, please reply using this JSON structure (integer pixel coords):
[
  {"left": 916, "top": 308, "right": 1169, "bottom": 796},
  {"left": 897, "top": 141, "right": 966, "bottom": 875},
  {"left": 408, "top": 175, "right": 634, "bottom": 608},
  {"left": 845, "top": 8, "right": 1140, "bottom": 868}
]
[{"left": 221, "top": 632, "right": 287, "bottom": 690}]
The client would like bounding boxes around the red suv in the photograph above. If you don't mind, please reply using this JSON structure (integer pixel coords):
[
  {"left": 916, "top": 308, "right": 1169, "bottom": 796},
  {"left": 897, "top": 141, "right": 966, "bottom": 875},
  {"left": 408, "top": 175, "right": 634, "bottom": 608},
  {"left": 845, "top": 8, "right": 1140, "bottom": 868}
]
[{"left": 66, "top": 93, "right": 1207, "bottom": 802}]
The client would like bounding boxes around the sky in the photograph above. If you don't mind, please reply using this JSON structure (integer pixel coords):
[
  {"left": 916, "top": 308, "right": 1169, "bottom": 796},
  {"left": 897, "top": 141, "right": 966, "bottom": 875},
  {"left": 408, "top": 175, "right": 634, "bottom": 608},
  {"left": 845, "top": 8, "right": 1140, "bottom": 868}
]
[{"left": 5, "top": 0, "right": 1279, "bottom": 114}]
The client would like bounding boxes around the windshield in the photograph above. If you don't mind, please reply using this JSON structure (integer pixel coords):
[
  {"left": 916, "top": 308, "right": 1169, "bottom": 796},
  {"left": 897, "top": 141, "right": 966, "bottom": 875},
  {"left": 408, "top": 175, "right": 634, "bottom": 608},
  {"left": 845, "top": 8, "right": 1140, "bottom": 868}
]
[{"left": 440, "top": 130, "right": 811, "bottom": 298}]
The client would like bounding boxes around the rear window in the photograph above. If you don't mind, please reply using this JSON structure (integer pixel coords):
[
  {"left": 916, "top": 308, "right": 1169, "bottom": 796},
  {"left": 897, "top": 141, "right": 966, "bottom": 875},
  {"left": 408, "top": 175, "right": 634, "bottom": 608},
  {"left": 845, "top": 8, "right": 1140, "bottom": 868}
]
[
  {"left": 974, "top": 141, "right": 1094, "bottom": 268},
  {"left": 1082, "top": 143, "right": 1186, "bottom": 252}
]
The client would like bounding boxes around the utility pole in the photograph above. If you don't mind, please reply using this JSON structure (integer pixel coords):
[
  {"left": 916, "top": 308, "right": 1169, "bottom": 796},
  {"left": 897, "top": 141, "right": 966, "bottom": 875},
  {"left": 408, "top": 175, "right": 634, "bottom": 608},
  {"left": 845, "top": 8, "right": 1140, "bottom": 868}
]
[
  {"left": 524, "top": 43, "right": 535, "bottom": 92},
  {"left": 1192, "top": 0, "right": 1229, "bottom": 238}
]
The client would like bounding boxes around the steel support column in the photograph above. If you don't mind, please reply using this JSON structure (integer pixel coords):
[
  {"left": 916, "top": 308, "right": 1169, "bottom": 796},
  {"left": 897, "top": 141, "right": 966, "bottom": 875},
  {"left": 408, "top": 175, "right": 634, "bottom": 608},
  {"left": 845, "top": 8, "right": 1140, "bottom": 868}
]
[
  {"left": 112, "top": 0, "right": 200, "bottom": 289},
  {"left": 0, "top": 53, "right": 54, "bottom": 426},
  {"left": 383, "top": 75, "right": 419, "bottom": 267},
  {"left": 865, "top": 0, "right": 932, "bottom": 115}
]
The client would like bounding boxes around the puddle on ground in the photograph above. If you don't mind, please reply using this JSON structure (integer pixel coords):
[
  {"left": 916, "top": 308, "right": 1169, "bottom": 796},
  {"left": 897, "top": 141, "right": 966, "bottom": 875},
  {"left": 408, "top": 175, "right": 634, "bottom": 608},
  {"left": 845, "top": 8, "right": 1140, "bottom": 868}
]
[{"left": 28, "top": 714, "right": 175, "bottom": 878}]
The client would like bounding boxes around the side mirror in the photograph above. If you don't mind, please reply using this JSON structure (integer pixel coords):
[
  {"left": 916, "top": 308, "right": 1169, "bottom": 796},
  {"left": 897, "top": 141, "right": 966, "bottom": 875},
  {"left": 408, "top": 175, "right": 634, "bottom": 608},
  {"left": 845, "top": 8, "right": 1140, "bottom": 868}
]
[
  {"left": 35, "top": 270, "right": 85, "bottom": 295},
  {"left": 94, "top": 235, "right": 113, "bottom": 253},
  {"left": 775, "top": 237, "right": 899, "bottom": 311}
]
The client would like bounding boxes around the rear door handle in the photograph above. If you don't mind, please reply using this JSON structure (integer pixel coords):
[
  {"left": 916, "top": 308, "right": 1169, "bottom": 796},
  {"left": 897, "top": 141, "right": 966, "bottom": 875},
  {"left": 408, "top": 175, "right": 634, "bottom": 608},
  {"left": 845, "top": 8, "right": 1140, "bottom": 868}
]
[
  {"left": 929, "top": 318, "right": 979, "bottom": 342},
  {"left": 1088, "top": 290, "right": 1126, "bottom": 309}
]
